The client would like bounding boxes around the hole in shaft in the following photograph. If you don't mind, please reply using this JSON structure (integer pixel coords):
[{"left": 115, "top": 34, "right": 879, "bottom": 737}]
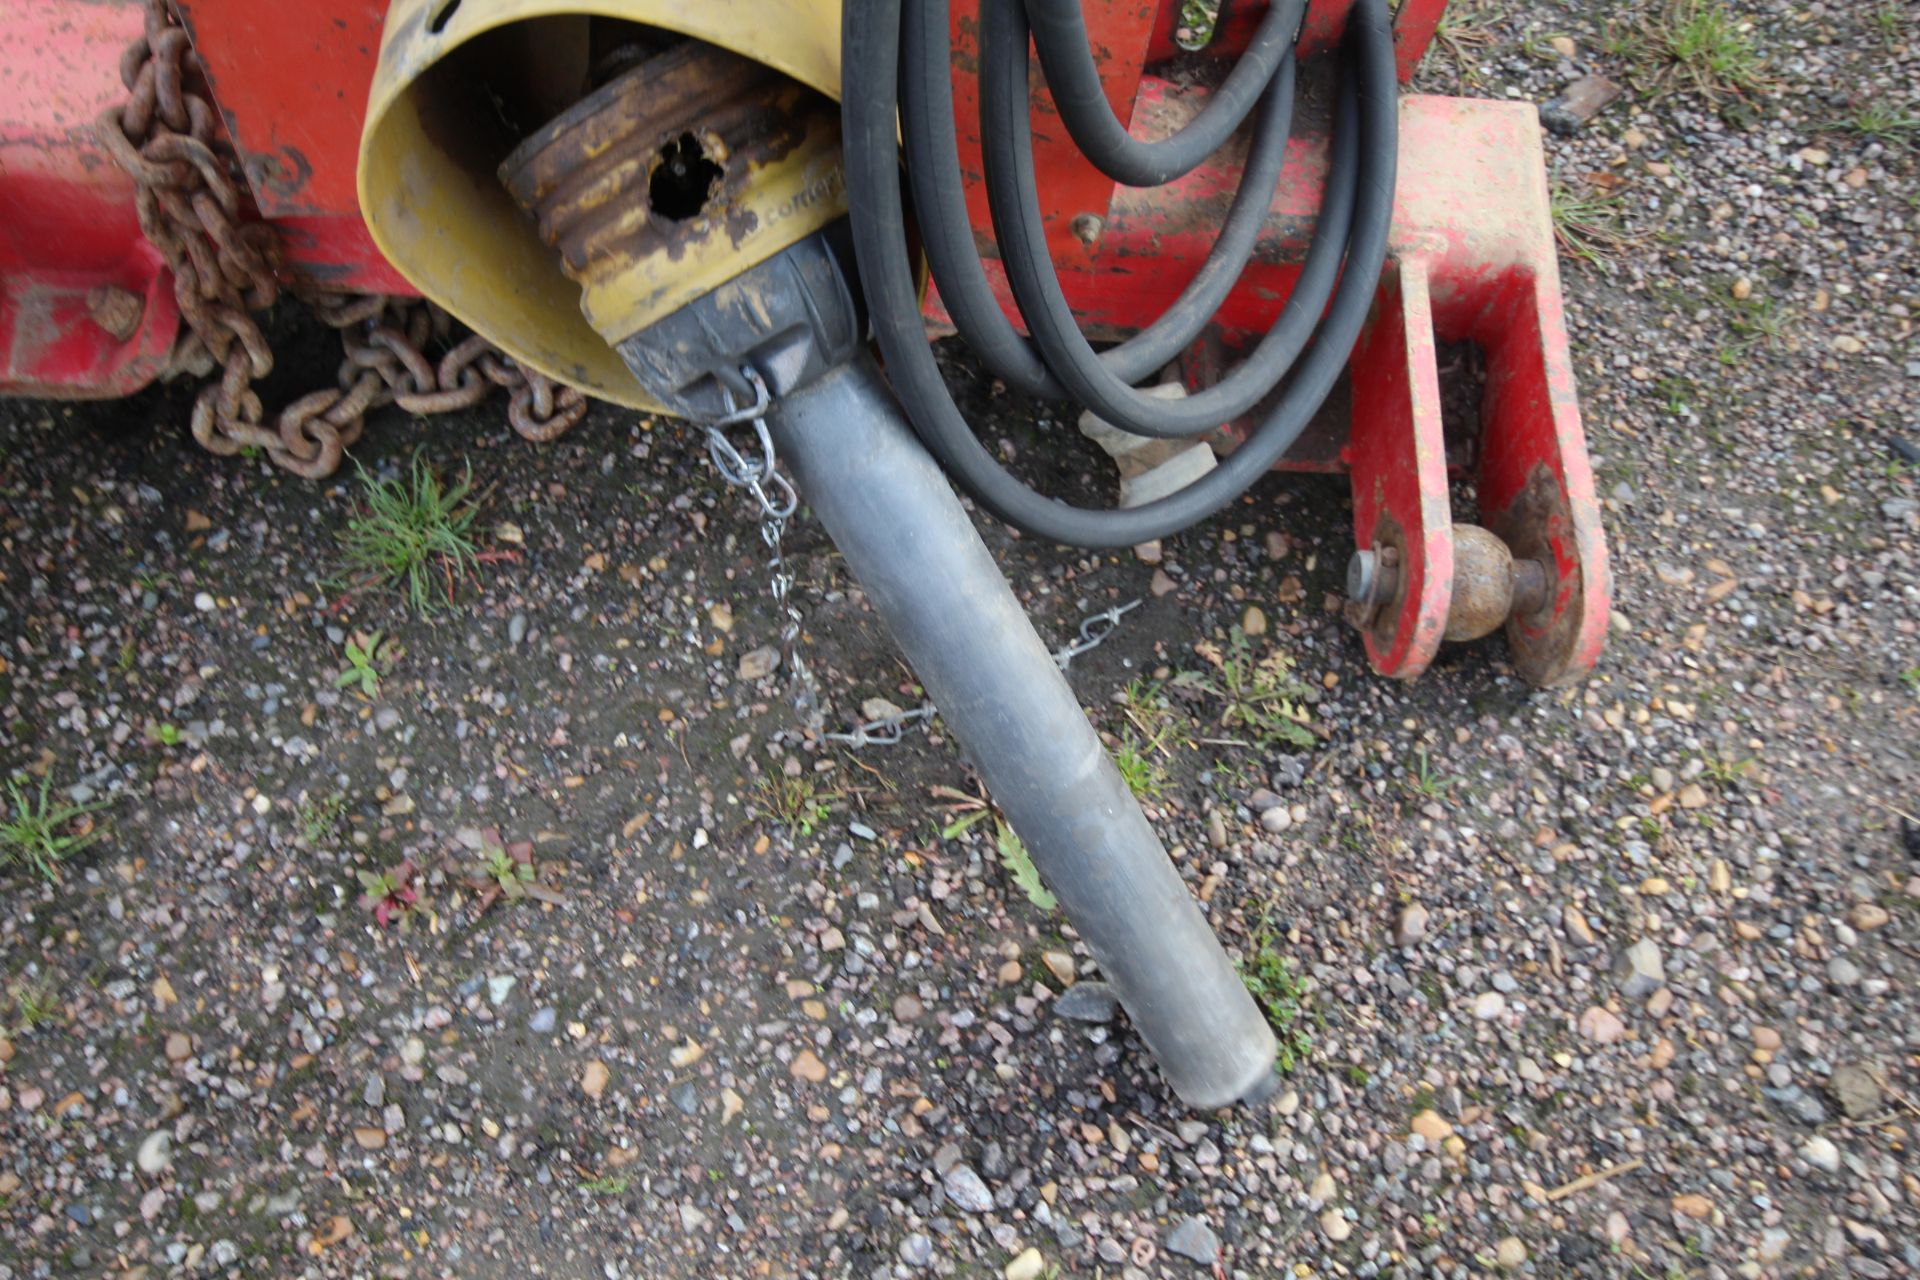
[{"left": 648, "top": 133, "right": 723, "bottom": 222}]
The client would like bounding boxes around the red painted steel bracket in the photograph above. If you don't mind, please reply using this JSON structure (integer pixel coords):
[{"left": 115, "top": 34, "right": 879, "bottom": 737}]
[
  {"left": 931, "top": 10, "right": 1610, "bottom": 686},
  {"left": 1, "top": 0, "right": 181, "bottom": 399},
  {"left": 1348, "top": 258, "right": 1452, "bottom": 681},
  {"left": 1401, "top": 100, "right": 1609, "bottom": 687},
  {"left": 170, "top": 0, "right": 411, "bottom": 295},
  {"left": 1338, "top": 102, "right": 1609, "bottom": 687}
]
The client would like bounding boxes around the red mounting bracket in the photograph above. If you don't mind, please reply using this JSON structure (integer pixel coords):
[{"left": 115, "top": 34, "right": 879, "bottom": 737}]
[
  {"left": 926, "top": 3, "right": 1610, "bottom": 687},
  {"left": 1, "top": 0, "right": 181, "bottom": 399},
  {"left": 1341, "top": 101, "right": 1609, "bottom": 686}
]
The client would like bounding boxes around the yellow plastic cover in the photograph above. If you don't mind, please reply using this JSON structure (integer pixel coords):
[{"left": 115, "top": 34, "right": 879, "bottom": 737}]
[{"left": 357, "top": 0, "right": 843, "bottom": 411}]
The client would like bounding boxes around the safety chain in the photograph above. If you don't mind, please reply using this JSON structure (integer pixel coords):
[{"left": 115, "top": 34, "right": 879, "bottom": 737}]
[
  {"left": 1053, "top": 600, "right": 1143, "bottom": 670},
  {"left": 704, "top": 369, "right": 821, "bottom": 731},
  {"left": 700, "top": 366, "right": 1140, "bottom": 749},
  {"left": 819, "top": 601, "right": 1141, "bottom": 748},
  {"left": 95, "top": 0, "right": 586, "bottom": 479}
]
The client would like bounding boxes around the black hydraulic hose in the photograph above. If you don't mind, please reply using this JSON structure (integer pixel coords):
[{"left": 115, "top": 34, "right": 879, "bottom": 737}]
[
  {"left": 839, "top": 0, "right": 1399, "bottom": 548},
  {"left": 901, "top": 0, "right": 1299, "bottom": 401},
  {"left": 1025, "top": 0, "right": 1303, "bottom": 186},
  {"left": 982, "top": 0, "right": 1349, "bottom": 439}
]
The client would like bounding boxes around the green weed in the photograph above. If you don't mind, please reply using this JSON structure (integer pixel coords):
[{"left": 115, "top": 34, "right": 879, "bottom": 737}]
[
  {"left": 1700, "top": 753, "right": 1756, "bottom": 786},
  {"left": 1655, "top": 375, "right": 1697, "bottom": 416},
  {"left": 297, "top": 792, "right": 348, "bottom": 843},
  {"left": 334, "top": 630, "right": 395, "bottom": 699},
  {"left": 1175, "top": 0, "right": 1219, "bottom": 49},
  {"left": 994, "top": 819, "right": 1056, "bottom": 912},
  {"left": 1240, "top": 919, "right": 1312, "bottom": 1073},
  {"left": 1726, "top": 294, "right": 1792, "bottom": 351},
  {"left": 1, "top": 775, "right": 107, "bottom": 882},
  {"left": 1175, "top": 629, "right": 1314, "bottom": 752},
  {"left": 580, "top": 1174, "right": 630, "bottom": 1196},
  {"left": 336, "top": 453, "right": 481, "bottom": 614},
  {"left": 1401, "top": 748, "right": 1455, "bottom": 801},
  {"left": 754, "top": 772, "right": 833, "bottom": 837},
  {"left": 8, "top": 975, "right": 60, "bottom": 1031},
  {"left": 477, "top": 845, "right": 535, "bottom": 899},
  {"left": 1870, "top": 0, "right": 1906, "bottom": 43}
]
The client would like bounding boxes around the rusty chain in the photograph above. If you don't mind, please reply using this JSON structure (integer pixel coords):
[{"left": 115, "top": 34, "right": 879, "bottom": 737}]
[{"left": 95, "top": 0, "right": 587, "bottom": 478}]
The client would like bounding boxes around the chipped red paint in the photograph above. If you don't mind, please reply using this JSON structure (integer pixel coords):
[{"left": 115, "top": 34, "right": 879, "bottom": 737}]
[
  {"left": 0, "top": 0, "right": 180, "bottom": 398},
  {"left": 1348, "top": 258, "right": 1452, "bottom": 681},
  {"left": 172, "top": 0, "right": 410, "bottom": 293},
  {"left": 168, "top": 0, "right": 387, "bottom": 219}
]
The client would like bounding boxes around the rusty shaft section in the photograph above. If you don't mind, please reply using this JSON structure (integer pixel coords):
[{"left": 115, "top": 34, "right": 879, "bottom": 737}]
[{"left": 500, "top": 40, "right": 848, "bottom": 363}]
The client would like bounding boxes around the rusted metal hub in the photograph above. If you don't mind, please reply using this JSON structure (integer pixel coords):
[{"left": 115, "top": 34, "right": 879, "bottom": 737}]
[
  {"left": 1444, "top": 523, "right": 1519, "bottom": 641},
  {"left": 1347, "top": 524, "right": 1547, "bottom": 645},
  {"left": 499, "top": 38, "right": 847, "bottom": 357}
]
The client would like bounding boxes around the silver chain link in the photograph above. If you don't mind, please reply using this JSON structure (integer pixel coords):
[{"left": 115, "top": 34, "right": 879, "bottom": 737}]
[
  {"left": 704, "top": 369, "right": 819, "bottom": 729},
  {"left": 818, "top": 600, "right": 1142, "bottom": 748},
  {"left": 1053, "top": 599, "right": 1142, "bottom": 671},
  {"left": 701, "top": 366, "right": 1140, "bottom": 749},
  {"left": 822, "top": 702, "right": 938, "bottom": 749}
]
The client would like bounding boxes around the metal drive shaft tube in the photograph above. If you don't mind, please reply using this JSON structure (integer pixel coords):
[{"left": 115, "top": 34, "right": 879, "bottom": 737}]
[{"left": 767, "top": 355, "right": 1279, "bottom": 1110}]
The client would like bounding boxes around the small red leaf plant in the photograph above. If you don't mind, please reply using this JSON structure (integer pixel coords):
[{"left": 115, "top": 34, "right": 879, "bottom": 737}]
[
  {"left": 458, "top": 826, "right": 563, "bottom": 914},
  {"left": 357, "top": 859, "right": 419, "bottom": 928}
]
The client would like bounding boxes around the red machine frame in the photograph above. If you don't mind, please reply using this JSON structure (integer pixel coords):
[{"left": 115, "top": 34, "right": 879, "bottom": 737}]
[{"left": 0, "top": 0, "right": 1606, "bottom": 686}]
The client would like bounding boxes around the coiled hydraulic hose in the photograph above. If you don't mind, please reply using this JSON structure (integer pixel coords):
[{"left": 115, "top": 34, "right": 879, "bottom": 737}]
[
  {"left": 841, "top": 0, "right": 1400, "bottom": 548},
  {"left": 900, "top": 1, "right": 1300, "bottom": 407}
]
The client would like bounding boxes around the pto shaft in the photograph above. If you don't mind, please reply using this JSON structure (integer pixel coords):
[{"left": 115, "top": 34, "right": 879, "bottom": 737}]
[{"left": 767, "top": 355, "right": 1279, "bottom": 1110}]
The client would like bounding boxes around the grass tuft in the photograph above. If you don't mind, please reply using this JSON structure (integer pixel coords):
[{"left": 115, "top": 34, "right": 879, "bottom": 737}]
[
  {"left": 1112, "top": 679, "right": 1177, "bottom": 800},
  {"left": 337, "top": 453, "right": 480, "bottom": 615},
  {"left": 1429, "top": 0, "right": 1499, "bottom": 88},
  {"left": 1240, "top": 916, "right": 1313, "bottom": 1073},
  {"left": 1114, "top": 737, "right": 1167, "bottom": 801},
  {"left": 1842, "top": 101, "right": 1920, "bottom": 144},
  {"left": 1610, "top": 0, "right": 1763, "bottom": 101},
  {"left": 1551, "top": 180, "right": 1640, "bottom": 264},
  {"left": 8, "top": 975, "right": 61, "bottom": 1033},
  {"left": 754, "top": 771, "right": 834, "bottom": 838},
  {"left": 1, "top": 776, "right": 107, "bottom": 882}
]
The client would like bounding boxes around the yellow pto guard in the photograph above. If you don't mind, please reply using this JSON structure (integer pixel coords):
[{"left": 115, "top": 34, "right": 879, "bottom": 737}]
[{"left": 356, "top": 0, "right": 844, "bottom": 412}]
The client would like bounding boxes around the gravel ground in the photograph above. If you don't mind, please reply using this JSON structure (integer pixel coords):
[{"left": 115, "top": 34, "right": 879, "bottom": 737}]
[{"left": 4, "top": 2, "right": 1919, "bottom": 1277}]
